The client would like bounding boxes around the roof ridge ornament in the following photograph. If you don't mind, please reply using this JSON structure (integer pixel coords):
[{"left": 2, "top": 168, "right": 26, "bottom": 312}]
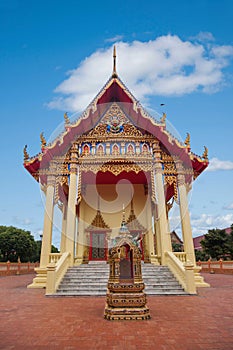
[
  {"left": 23, "top": 145, "right": 29, "bottom": 162},
  {"left": 112, "top": 45, "right": 118, "bottom": 78},
  {"left": 184, "top": 132, "right": 190, "bottom": 147},
  {"left": 202, "top": 146, "right": 208, "bottom": 160},
  {"left": 64, "top": 112, "right": 70, "bottom": 125},
  {"left": 40, "top": 132, "right": 47, "bottom": 149},
  {"left": 160, "top": 112, "right": 166, "bottom": 124}
]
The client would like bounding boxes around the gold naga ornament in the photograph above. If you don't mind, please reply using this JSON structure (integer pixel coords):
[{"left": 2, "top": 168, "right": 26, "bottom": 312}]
[
  {"left": 160, "top": 112, "right": 166, "bottom": 123},
  {"left": 64, "top": 112, "right": 70, "bottom": 125},
  {"left": 23, "top": 145, "right": 29, "bottom": 161},
  {"left": 40, "top": 132, "right": 47, "bottom": 148},
  {"left": 184, "top": 132, "right": 190, "bottom": 147},
  {"left": 202, "top": 146, "right": 208, "bottom": 160}
]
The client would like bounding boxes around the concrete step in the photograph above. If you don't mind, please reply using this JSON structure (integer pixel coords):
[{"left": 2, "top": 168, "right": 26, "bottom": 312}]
[{"left": 53, "top": 262, "right": 187, "bottom": 296}]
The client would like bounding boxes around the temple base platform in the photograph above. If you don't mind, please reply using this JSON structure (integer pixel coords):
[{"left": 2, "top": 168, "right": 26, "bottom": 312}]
[{"left": 104, "top": 283, "right": 151, "bottom": 321}]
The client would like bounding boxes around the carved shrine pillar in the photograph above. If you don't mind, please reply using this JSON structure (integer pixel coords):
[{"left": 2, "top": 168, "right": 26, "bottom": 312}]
[
  {"left": 152, "top": 142, "right": 172, "bottom": 264},
  {"left": 176, "top": 161, "right": 196, "bottom": 266},
  {"left": 65, "top": 147, "right": 79, "bottom": 264},
  {"left": 40, "top": 174, "right": 55, "bottom": 268}
]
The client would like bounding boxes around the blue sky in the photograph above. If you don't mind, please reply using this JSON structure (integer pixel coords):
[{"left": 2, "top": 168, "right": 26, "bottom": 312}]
[{"left": 0, "top": 0, "right": 233, "bottom": 246}]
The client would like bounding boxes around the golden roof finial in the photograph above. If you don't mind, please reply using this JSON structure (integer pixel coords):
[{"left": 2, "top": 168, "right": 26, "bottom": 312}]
[
  {"left": 40, "top": 132, "right": 47, "bottom": 148},
  {"left": 202, "top": 146, "right": 208, "bottom": 160},
  {"left": 23, "top": 145, "right": 29, "bottom": 162},
  {"left": 184, "top": 132, "right": 190, "bottom": 147},
  {"left": 112, "top": 45, "right": 118, "bottom": 78},
  {"left": 64, "top": 112, "right": 70, "bottom": 125}
]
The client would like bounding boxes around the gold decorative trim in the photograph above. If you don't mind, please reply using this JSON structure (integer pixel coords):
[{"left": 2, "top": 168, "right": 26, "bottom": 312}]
[{"left": 80, "top": 162, "right": 150, "bottom": 176}]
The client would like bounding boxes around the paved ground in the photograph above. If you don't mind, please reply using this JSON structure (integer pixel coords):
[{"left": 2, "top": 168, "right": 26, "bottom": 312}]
[{"left": 0, "top": 273, "right": 232, "bottom": 350}]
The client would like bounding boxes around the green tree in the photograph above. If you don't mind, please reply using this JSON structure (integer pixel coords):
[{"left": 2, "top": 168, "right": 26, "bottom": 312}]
[
  {"left": 172, "top": 242, "right": 183, "bottom": 252},
  {"left": 195, "top": 249, "right": 210, "bottom": 261},
  {"left": 31, "top": 240, "right": 59, "bottom": 262},
  {"left": 225, "top": 224, "right": 233, "bottom": 259},
  {"left": 0, "top": 226, "right": 37, "bottom": 262},
  {"left": 201, "top": 227, "right": 231, "bottom": 260},
  {"left": 0, "top": 226, "right": 60, "bottom": 262}
]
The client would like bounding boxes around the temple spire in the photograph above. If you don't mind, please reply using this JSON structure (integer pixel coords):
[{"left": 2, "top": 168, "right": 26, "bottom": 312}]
[
  {"left": 112, "top": 45, "right": 118, "bottom": 78},
  {"left": 119, "top": 204, "right": 131, "bottom": 236}
]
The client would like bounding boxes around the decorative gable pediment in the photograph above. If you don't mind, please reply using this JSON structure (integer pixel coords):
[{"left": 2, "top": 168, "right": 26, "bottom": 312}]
[{"left": 85, "top": 102, "right": 144, "bottom": 139}]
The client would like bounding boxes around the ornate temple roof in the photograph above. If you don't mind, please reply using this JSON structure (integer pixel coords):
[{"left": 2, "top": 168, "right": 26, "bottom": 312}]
[
  {"left": 24, "top": 47, "right": 209, "bottom": 189},
  {"left": 85, "top": 210, "right": 111, "bottom": 232},
  {"left": 126, "top": 201, "right": 146, "bottom": 233}
]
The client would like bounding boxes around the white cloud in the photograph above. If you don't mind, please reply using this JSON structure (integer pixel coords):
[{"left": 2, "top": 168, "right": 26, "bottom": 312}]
[
  {"left": 47, "top": 35, "right": 233, "bottom": 112},
  {"left": 12, "top": 216, "right": 33, "bottom": 226},
  {"left": 169, "top": 212, "right": 233, "bottom": 238},
  {"left": 191, "top": 213, "right": 233, "bottom": 236},
  {"left": 206, "top": 157, "right": 233, "bottom": 172},
  {"left": 191, "top": 31, "right": 215, "bottom": 43},
  {"left": 105, "top": 35, "right": 124, "bottom": 43},
  {"left": 223, "top": 203, "right": 233, "bottom": 210}
]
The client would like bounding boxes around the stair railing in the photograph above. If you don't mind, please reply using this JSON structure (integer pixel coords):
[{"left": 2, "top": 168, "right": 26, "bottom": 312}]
[
  {"left": 46, "top": 252, "right": 71, "bottom": 295},
  {"left": 49, "top": 253, "right": 62, "bottom": 263},
  {"left": 165, "top": 251, "right": 196, "bottom": 294},
  {"left": 173, "top": 252, "right": 187, "bottom": 263}
]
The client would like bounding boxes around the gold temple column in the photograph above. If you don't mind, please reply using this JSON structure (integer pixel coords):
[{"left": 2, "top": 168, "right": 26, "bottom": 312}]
[
  {"left": 76, "top": 200, "right": 85, "bottom": 264},
  {"left": 60, "top": 203, "right": 67, "bottom": 253},
  {"left": 154, "top": 206, "right": 162, "bottom": 259},
  {"left": 65, "top": 146, "right": 78, "bottom": 264},
  {"left": 153, "top": 142, "right": 172, "bottom": 264},
  {"left": 40, "top": 174, "right": 55, "bottom": 268},
  {"left": 146, "top": 198, "right": 157, "bottom": 263},
  {"left": 176, "top": 161, "right": 196, "bottom": 265},
  {"left": 28, "top": 173, "right": 55, "bottom": 288}
]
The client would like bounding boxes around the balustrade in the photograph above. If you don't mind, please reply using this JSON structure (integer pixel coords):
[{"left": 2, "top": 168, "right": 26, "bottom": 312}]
[
  {"left": 49, "top": 253, "right": 62, "bottom": 264},
  {"left": 174, "top": 252, "right": 187, "bottom": 263},
  {"left": 197, "top": 259, "right": 233, "bottom": 274},
  {"left": 0, "top": 261, "right": 39, "bottom": 276}
]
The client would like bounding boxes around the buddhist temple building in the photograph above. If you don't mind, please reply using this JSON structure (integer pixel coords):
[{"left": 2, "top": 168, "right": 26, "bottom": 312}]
[{"left": 24, "top": 47, "right": 209, "bottom": 293}]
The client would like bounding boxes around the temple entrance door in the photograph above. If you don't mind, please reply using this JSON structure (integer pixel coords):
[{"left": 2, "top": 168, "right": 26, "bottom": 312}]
[{"left": 89, "top": 232, "right": 107, "bottom": 260}]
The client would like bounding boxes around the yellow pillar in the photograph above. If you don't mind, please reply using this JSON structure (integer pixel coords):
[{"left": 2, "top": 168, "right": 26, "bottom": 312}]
[
  {"left": 146, "top": 198, "right": 158, "bottom": 264},
  {"left": 28, "top": 174, "right": 55, "bottom": 288},
  {"left": 176, "top": 162, "right": 209, "bottom": 288},
  {"left": 76, "top": 199, "right": 85, "bottom": 264},
  {"left": 152, "top": 142, "right": 172, "bottom": 264},
  {"left": 40, "top": 175, "right": 55, "bottom": 268},
  {"left": 66, "top": 148, "right": 78, "bottom": 264},
  {"left": 60, "top": 203, "right": 67, "bottom": 253},
  {"left": 176, "top": 161, "right": 196, "bottom": 265},
  {"left": 154, "top": 214, "right": 162, "bottom": 260}
]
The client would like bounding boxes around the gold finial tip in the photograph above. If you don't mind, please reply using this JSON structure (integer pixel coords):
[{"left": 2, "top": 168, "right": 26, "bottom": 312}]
[{"left": 112, "top": 45, "right": 117, "bottom": 77}]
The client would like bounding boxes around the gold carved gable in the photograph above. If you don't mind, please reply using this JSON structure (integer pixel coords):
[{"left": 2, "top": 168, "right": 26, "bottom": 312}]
[{"left": 86, "top": 102, "right": 144, "bottom": 138}]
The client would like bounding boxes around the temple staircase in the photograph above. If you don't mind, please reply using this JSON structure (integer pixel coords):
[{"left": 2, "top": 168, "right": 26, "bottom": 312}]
[{"left": 52, "top": 261, "right": 188, "bottom": 296}]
